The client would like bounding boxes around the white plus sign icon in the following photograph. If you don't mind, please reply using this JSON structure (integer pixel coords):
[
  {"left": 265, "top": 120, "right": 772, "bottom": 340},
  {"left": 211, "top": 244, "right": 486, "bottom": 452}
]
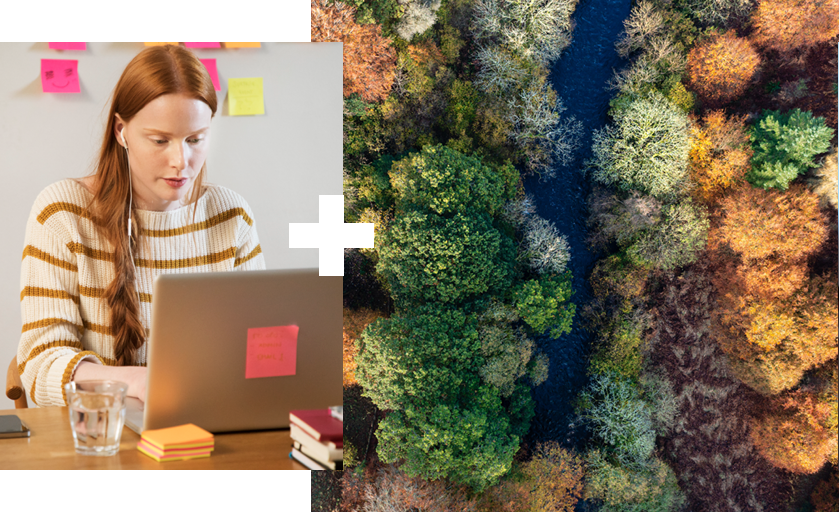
[{"left": 288, "top": 195, "right": 375, "bottom": 276}]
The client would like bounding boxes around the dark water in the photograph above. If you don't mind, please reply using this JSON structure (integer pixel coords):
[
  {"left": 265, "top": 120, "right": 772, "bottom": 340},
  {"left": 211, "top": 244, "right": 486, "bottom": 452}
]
[{"left": 523, "top": 0, "right": 631, "bottom": 448}]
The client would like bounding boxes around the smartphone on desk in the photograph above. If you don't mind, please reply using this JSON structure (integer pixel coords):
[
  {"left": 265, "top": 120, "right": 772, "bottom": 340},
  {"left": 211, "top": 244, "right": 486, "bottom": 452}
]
[{"left": 0, "top": 415, "right": 30, "bottom": 438}]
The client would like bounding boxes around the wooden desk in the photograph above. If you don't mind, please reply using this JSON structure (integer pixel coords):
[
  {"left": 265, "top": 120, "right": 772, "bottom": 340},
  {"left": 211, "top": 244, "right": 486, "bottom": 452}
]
[{"left": 0, "top": 408, "right": 308, "bottom": 470}]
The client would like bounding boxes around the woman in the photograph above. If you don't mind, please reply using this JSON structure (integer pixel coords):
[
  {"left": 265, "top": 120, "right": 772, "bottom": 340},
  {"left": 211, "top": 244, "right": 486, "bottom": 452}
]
[{"left": 17, "top": 45, "right": 266, "bottom": 407}]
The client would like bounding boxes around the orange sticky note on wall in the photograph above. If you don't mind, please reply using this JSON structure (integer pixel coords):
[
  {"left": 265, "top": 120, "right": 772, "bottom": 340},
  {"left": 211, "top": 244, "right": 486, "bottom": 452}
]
[
  {"left": 245, "top": 325, "right": 298, "bottom": 379},
  {"left": 145, "top": 42, "right": 179, "bottom": 46},
  {"left": 224, "top": 42, "right": 261, "bottom": 48}
]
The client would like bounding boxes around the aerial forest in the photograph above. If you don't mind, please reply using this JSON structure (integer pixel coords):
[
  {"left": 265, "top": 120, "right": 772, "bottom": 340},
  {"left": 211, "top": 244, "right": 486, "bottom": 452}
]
[{"left": 313, "top": 0, "right": 838, "bottom": 510}]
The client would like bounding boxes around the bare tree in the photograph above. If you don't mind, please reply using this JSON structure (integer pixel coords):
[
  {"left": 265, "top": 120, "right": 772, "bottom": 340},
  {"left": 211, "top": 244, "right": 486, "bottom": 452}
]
[
  {"left": 521, "top": 215, "right": 572, "bottom": 275},
  {"left": 472, "top": 0, "right": 579, "bottom": 66},
  {"left": 507, "top": 81, "right": 583, "bottom": 175},
  {"left": 395, "top": 0, "right": 442, "bottom": 41},
  {"left": 500, "top": 194, "right": 537, "bottom": 227},
  {"left": 474, "top": 45, "right": 529, "bottom": 95},
  {"left": 615, "top": 1, "right": 663, "bottom": 58}
]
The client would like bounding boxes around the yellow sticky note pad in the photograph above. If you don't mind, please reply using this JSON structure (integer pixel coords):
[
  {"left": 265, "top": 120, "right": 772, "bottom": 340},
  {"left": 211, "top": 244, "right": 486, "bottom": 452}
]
[
  {"left": 224, "top": 42, "right": 261, "bottom": 48},
  {"left": 228, "top": 77, "right": 265, "bottom": 116},
  {"left": 144, "top": 42, "right": 179, "bottom": 46}
]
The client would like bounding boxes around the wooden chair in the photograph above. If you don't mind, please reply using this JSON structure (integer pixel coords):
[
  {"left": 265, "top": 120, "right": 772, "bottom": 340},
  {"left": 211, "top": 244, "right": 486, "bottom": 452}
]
[{"left": 6, "top": 356, "right": 28, "bottom": 409}]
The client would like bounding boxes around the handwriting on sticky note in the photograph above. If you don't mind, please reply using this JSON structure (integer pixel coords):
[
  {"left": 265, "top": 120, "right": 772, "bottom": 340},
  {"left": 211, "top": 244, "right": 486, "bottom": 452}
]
[
  {"left": 228, "top": 77, "right": 265, "bottom": 116},
  {"left": 184, "top": 42, "right": 221, "bottom": 48},
  {"left": 199, "top": 59, "right": 221, "bottom": 91},
  {"left": 41, "top": 59, "right": 80, "bottom": 93},
  {"left": 223, "top": 42, "right": 261, "bottom": 48},
  {"left": 245, "top": 325, "right": 298, "bottom": 379},
  {"left": 49, "top": 42, "right": 86, "bottom": 50}
]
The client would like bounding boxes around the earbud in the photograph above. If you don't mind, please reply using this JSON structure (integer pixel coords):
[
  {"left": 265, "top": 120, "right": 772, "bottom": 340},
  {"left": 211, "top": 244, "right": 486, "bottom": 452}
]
[{"left": 121, "top": 128, "right": 127, "bottom": 149}]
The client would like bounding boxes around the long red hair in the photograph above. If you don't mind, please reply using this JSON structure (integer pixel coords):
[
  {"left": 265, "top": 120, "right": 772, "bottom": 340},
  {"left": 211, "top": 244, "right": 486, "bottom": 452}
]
[{"left": 83, "top": 45, "right": 217, "bottom": 366}]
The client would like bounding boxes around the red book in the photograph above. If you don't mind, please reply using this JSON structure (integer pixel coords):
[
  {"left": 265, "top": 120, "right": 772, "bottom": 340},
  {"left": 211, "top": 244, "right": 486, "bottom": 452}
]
[{"left": 289, "top": 409, "right": 343, "bottom": 444}]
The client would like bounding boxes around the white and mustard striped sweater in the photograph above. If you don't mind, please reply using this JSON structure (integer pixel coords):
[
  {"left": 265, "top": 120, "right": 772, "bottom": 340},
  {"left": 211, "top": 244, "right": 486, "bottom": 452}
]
[{"left": 17, "top": 178, "right": 266, "bottom": 407}]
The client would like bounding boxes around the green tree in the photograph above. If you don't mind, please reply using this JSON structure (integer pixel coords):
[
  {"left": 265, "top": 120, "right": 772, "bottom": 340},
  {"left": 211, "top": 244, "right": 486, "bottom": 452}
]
[
  {"left": 746, "top": 109, "right": 834, "bottom": 190},
  {"left": 341, "top": 0, "right": 404, "bottom": 31},
  {"left": 585, "top": 449, "right": 686, "bottom": 512},
  {"left": 512, "top": 272, "right": 576, "bottom": 338},
  {"left": 376, "top": 210, "right": 517, "bottom": 308},
  {"left": 625, "top": 199, "right": 709, "bottom": 270},
  {"left": 589, "top": 92, "right": 691, "bottom": 199},
  {"left": 376, "top": 385, "right": 523, "bottom": 492},
  {"left": 476, "top": 301, "right": 547, "bottom": 397},
  {"left": 588, "top": 303, "right": 647, "bottom": 382},
  {"left": 389, "top": 144, "right": 517, "bottom": 216},
  {"left": 355, "top": 306, "right": 482, "bottom": 411}
]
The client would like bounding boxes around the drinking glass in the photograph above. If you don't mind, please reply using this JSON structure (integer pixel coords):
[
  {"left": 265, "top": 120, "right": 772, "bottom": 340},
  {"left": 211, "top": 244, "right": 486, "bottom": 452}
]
[{"left": 64, "top": 380, "right": 129, "bottom": 456}]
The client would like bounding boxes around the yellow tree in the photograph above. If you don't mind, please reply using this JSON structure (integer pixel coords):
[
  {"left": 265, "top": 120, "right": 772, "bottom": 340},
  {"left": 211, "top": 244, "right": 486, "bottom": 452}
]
[{"left": 689, "top": 110, "right": 753, "bottom": 203}]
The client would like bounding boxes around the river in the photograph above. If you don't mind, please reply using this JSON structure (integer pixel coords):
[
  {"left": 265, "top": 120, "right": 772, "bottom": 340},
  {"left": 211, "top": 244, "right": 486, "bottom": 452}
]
[{"left": 523, "top": 0, "right": 632, "bottom": 448}]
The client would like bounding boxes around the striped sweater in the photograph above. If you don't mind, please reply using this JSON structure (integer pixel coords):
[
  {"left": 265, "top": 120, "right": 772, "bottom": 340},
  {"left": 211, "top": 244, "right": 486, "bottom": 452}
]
[{"left": 17, "top": 178, "right": 266, "bottom": 407}]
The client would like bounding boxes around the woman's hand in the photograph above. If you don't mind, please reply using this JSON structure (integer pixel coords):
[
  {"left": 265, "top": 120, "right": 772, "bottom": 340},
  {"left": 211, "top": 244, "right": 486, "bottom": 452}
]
[{"left": 73, "top": 361, "right": 148, "bottom": 402}]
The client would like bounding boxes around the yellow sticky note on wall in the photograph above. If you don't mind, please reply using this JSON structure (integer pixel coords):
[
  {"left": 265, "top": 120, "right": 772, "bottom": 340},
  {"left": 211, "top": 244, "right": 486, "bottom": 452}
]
[
  {"left": 144, "top": 42, "right": 179, "bottom": 46},
  {"left": 228, "top": 77, "right": 265, "bottom": 116}
]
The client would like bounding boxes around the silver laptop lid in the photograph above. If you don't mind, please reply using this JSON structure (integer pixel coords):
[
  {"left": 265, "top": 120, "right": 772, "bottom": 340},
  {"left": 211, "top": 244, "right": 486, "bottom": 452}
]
[{"left": 143, "top": 268, "right": 341, "bottom": 433}]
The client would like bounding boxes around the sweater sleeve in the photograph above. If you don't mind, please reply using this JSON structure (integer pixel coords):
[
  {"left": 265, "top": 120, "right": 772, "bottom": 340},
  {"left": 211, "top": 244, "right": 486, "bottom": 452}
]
[
  {"left": 234, "top": 202, "right": 266, "bottom": 271},
  {"left": 17, "top": 205, "right": 104, "bottom": 407}
]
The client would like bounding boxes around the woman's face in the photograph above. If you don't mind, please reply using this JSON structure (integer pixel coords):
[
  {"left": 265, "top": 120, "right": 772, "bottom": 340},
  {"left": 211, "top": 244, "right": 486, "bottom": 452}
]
[{"left": 114, "top": 93, "right": 212, "bottom": 212}]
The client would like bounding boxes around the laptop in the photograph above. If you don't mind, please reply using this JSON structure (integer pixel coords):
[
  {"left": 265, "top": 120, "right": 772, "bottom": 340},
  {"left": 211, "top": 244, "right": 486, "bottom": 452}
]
[{"left": 124, "top": 268, "right": 342, "bottom": 434}]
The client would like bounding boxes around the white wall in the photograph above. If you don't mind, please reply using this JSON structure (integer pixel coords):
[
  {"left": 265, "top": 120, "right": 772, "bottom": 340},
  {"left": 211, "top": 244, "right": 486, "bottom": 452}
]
[{"left": 0, "top": 42, "right": 342, "bottom": 409}]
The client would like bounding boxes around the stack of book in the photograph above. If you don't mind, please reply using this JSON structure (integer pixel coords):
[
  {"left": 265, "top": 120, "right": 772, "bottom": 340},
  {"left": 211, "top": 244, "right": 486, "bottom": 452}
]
[
  {"left": 137, "top": 423, "right": 215, "bottom": 462},
  {"left": 289, "top": 407, "right": 343, "bottom": 470}
]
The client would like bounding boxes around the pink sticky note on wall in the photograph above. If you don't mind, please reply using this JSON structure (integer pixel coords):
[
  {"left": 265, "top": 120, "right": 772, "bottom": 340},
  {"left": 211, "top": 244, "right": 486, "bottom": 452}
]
[
  {"left": 245, "top": 325, "right": 298, "bottom": 379},
  {"left": 41, "top": 59, "right": 80, "bottom": 93},
  {"left": 49, "top": 42, "right": 86, "bottom": 50},
  {"left": 184, "top": 42, "right": 221, "bottom": 48},
  {"left": 199, "top": 58, "right": 221, "bottom": 91}
]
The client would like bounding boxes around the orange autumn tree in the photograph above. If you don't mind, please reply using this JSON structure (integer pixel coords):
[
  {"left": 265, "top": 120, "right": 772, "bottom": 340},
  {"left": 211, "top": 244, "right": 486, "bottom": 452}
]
[
  {"left": 710, "top": 184, "right": 835, "bottom": 395},
  {"left": 750, "top": 0, "right": 839, "bottom": 52},
  {"left": 311, "top": 0, "right": 397, "bottom": 102},
  {"left": 713, "top": 184, "right": 827, "bottom": 262},
  {"left": 750, "top": 365, "right": 838, "bottom": 474},
  {"left": 717, "top": 274, "right": 838, "bottom": 394},
  {"left": 689, "top": 110, "right": 753, "bottom": 203},
  {"left": 686, "top": 30, "right": 760, "bottom": 105}
]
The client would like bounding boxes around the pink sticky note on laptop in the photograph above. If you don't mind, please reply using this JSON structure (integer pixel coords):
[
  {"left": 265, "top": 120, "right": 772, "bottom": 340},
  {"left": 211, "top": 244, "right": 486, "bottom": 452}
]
[
  {"left": 41, "top": 59, "right": 80, "bottom": 93},
  {"left": 49, "top": 42, "right": 86, "bottom": 50},
  {"left": 245, "top": 325, "right": 298, "bottom": 379},
  {"left": 184, "top": 42, "right": 221, "bottom": 48},
  {"left": 199, "top": 58, "right": 221, "bottom": 91}
]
